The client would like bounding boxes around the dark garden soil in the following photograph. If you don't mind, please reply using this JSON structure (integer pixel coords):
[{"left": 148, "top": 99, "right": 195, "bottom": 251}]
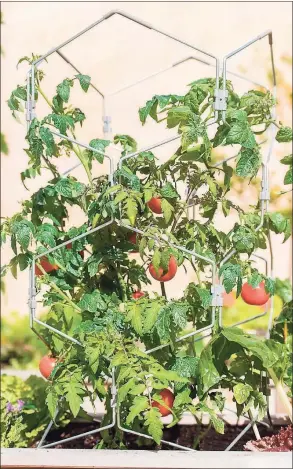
[{"left": 37, "top": 421, "right": 288, "bottom": 451}]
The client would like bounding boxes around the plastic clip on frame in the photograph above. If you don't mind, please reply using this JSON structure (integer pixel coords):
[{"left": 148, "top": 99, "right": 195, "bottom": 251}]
[{"left": 25, "top": 10, "right": 278, "bottom": 452}]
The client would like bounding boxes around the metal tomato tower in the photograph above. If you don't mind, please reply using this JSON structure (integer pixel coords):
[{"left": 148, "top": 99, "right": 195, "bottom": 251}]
[{"left": 26, "top": 10, "right": 277, "bottom": 450}]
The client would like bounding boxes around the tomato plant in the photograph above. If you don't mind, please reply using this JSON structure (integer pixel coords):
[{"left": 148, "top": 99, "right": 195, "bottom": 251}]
[{"left": 2, "top": 54, "right": 292, "bottom": 446}]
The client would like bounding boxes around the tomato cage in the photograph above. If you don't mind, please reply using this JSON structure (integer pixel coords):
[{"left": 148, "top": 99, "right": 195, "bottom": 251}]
[{"left": 25, "top": 9, "right": 278, "bottom": 452}]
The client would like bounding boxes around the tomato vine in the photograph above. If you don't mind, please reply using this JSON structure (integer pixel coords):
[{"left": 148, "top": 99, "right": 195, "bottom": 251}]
[{"left": 2, "top": 54, "right": 292, "bottom": 446}]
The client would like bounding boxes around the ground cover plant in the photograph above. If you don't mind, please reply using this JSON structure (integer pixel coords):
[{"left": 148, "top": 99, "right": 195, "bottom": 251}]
[{"left": 2, "top": 54, "right": 292, "bottom": 448}]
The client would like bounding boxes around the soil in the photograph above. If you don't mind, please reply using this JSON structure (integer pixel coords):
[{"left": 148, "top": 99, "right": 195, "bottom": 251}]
[{"left": 37, "top": 421, "right": 286, "bottom": 451}]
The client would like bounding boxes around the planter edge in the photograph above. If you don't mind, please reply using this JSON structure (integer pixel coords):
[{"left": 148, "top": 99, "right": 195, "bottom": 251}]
[{"left": 1, "top": 448, "right": 292, "bottom": 469}]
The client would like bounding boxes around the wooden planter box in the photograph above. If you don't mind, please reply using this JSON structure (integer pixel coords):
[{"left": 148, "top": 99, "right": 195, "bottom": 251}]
[{"left": 1, "top": 448, "right": 292, "bottom": 469}]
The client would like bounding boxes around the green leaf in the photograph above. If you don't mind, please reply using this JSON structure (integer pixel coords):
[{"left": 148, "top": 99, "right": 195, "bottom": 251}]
[
  {"left": 39, "top": 127, "right": 55, "bottom": 156},
  {"left": 57, "top": 79, "right": 73, "bottom": 103},
  {"left": 248, "top": 271, "right": 262, "bottom": 288},
  {"left": 233, "top": 383, "right": 252, "bottom": 404},
  {"left": 143, "top": 188, "right": 153, "bottom": 203},
  {"left": 232, "top": 226, "right": 255, "bottom": 253},
  {"left": 46, "top": 390, "right": 58, "bottom": 419},
  {"left": 173, "top": 388, "right": 192, "bottom": 407},
  {"left": 161, "top": 198, "right": 174, "bottom": 224},
  {"left": 264, "top": 277, "right": 275, "bottom": 295},
  {"left": 1, "top": 133, "right": 8, "bottom": 155},
  {"left": 114, "top": 135, "right": 137, "bottom": 156},
  {"left": 88, "top": 139, "right": 110, "bottom": 163},
  {"left": 36, "top": 224, "right": 58, "bottom": 248},
  {"left": 280, "top": 154, "right": 292, "bottom": 165},
  {"left": 126, "top": 198, "right": 138, "bottom": 226},
  {"left": 222, "top": 161, "right": 233, "bottom": 189},
  {"left": 8, "top": 94, "right": 20, "bottom": 112},
  {"left": 226, "top": 109, "right": 248, "bottom": 122},
  {"left": 167, "top": 106, "right": 191, "bottom": 129},
  {"left": 198, "top": 345, "right": 221, "bottom": 397},
  {"left": 29, "top": 138, "right": 44, "bottom": 158},
  {"left": 284, "top": 167, "right": 292, "bottom": 185},
  {"left": 213, "top": 124, "right": 230, "bottom": 147},
  {"left": 196, "top": 287, "right": 212, "bottom": 309},
  {"left": 144, "top": 301, "right": 162, "bottom": 333},
  {"left": 118, "top": 378, "right": 136, "bottom": 401},
  {"left": 171, "top": 302, "right": 188, "bottom": 329},
  {"left": 171, "top": 356, "right": 199, "bottom": 379},
  {"left": 274, "top": 278, "right": 292, "bottom": 303},
  {"left": 126, "top": 396, "right": 149, "bottom": 425},
  {"left": 75, "top": 74, "right": 91, "bottom": 92},
  {"left": 151, "top": 368, "right": 187, "bottom": 383},
  {"left": 219, "top": 263, "right": 242, "bottom": 294},
  {"left": 139, "top": 236, "right": 147, "bottom": 258},
  {"left": 268, "top": 212, "right": 288, "bottom": 234},
  {"left": 139, "top": 94, "right": 183, "bottom": 125},
  {"left": 160, "top": 182, "right": 178, "bottom": 199},
  {"left": 160, "top": 250, "right": 171, "bottom": 271},
  {"left": 229, "top": 355, "right": 250, "bottom": 377},
  {"left": 55, "top": 178, "right": 86, "bottom": 199},
  {"left": 156, "top": 306, "right": 171, "bottom": 342},
  {"left": 236, "top": 147, "right": 261, "bottom": 178},
  {"left": 52, "top": 95, "right": 64, "bottom": 113},
  {"left": 65, "top": 381, "right": 84, "bottom": 417},
  {"left": 152, "top": 249, "right": 161, "bottom": 275},
  {"left": 126, "top": 302, "right": 143, "bottom": 336},
  {"left": 252, "top": 391, "right": 267, "bottom": 420},
  {"left": 13, "top": 85, "right": 27, "bottom": 101},
  {"left": 78, "top": 291, "right": 107, "bottom": 313},
  {"left": 87, "top": 254, "right": 103, "bottom": 277},
  {"left": 221, "top": 327, "right": 278, "bottom": 368},
  {"left": 276, "top": 126, "right": 293, "bottom": 143},
  {"left": 12, "top": 220, "right": 34, "bottom": 250},
  {"left": 226, "top": 122, "right": 256, "bottom": 149},
  {"left": 114, "top": 191, "right": 128, "bottom": 205},
  {"left": 210, "top": 414, "right": 225, "bottom": 434},
  {"left": 17, "top": 253, "right": 31, "bottom": 271},
  {"left": 145, "top": 407, "right": 163, "bottom": 444}
]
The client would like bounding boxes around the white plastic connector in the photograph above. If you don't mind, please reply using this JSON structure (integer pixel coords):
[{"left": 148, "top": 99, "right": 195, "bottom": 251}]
[
  {"left": 211, "top": 284, "right": 224, "bottom": 307},
  {"left": 103, "top": 115, "right": 112, "bottom": 134},
  {"left": 25, "top": 100, "right": 36, "bottom": 121},
  {"left": 213, "top": 89, "right": 228, "bottom": 111},
  {"left": 260, "top": 189, "right": 270, "bottom": 201}
]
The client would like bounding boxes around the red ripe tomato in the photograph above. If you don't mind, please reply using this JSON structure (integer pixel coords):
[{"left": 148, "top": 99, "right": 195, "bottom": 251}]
[
  {"left": 152, "top": 389, "right": 174, "bottom": 417},
  {"left": 241, "top": 281, "right": 270, "bottom": 306},
  {"left": 147, "top": 197, "right": 162, "bottom": 214},
  {"left": 66, "top": 242, "right": 85, "bottom": 259},
  {"left": 39, "top": 355, "right": 57, "bottom": 380},
  {"left": 128, "top": 233, "right": 138, "bottom": 253},
  {"left": 35, "top": 258, "right": 58, "bottom": 276},
  {"left": 149, "top": 256, "right": 177, "bottom": 282},
  {"left": 223, "top": 291, "right": 236, "bottom": 307},
  {"left": 132, "top": 291, "right": 145, "bottom": 300}
]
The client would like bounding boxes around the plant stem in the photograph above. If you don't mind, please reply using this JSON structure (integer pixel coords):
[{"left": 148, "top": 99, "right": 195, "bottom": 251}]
[
  {"left": 193, "top": 421, "right": 211, "bottom": 449},
  {"left": 116, "top": 268, "right": 127, "bottom": 302},
  {"left": 37, "top": 86, "right": 53, "bottom": 108},
  {"left": 268, "top": 367, "right": 292, "bottom": 422},
  {"left": 160, "top": 282, "right": 167, "bottom": 299}
]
